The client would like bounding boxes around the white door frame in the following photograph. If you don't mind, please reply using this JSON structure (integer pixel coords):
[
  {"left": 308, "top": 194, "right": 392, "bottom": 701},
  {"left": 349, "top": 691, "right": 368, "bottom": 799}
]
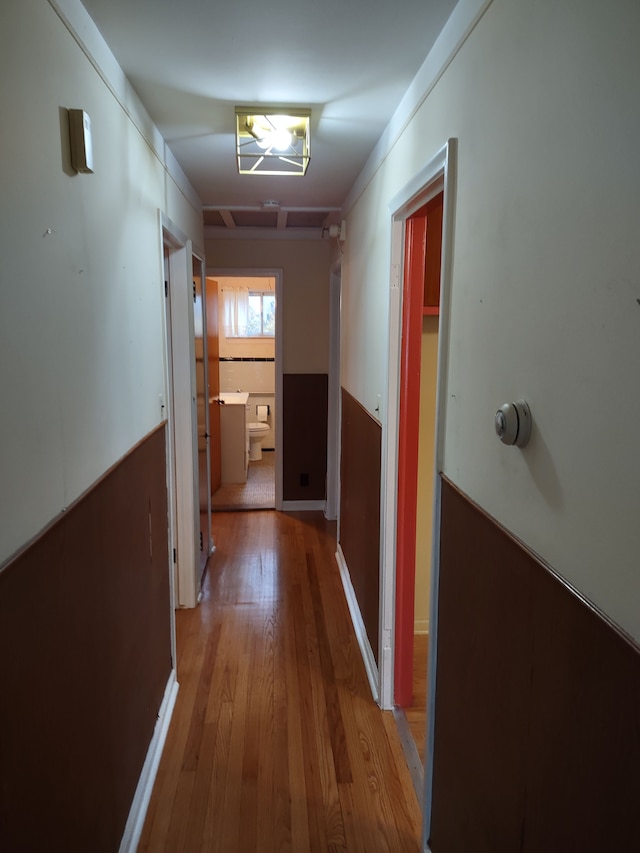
[
  {"left": 207, "top": 267, "right": 283, "bottom": 510},
  {"left": 192, "top": 250, "right": 213, "bottom": 568},
  {"left": 325, "top": 257, "right": 342, "bottom": 521},
  {"left": 161, "top": 212, "right": 200, "bottom": 610},
  {"left": 161, "top": 242, "right": 178, "bottom": 664},
  {"left": 381, "top": 139, "right": 457, "bottom": 846}
]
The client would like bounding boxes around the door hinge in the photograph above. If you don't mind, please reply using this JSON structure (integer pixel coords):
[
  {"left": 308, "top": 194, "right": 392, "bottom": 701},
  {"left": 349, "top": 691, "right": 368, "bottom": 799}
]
[
  {"left": 199, "top": 531, "right": 203, "bottom": 552},
  {"left": 173, "top": 548, "right": 177, "bottom": 564},
  {"left": 193, "top": 281, "right": 197, "bottom": 302},
  {"left": 164, "top": 280, "right": 168, "bottom": 297}
]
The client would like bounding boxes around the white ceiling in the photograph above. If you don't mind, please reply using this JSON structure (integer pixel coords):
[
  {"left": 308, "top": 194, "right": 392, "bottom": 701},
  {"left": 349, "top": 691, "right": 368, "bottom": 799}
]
[{"left": 80, "top": 0, "right": 457, "bottom": 233}]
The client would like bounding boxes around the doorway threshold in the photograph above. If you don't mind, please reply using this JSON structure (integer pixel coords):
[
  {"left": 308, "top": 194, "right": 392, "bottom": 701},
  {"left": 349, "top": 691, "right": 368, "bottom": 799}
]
[{"left": 392, "top": 706, "right": 424, "bottom": 802}]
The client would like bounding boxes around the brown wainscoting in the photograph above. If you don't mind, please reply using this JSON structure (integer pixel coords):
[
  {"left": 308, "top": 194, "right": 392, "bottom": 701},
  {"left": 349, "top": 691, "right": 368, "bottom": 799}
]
[
  {"left": 430, "top": 477, "right": 640, "bottom": 853},
  {"left": 0, "top": 426, "right": 172, "bottom": 853},
  {"left": 282, "top": 373, "right": 328, "bottom": 501},
  {"left": 339, "top": 388, "right": 381, "bottom": 664}
]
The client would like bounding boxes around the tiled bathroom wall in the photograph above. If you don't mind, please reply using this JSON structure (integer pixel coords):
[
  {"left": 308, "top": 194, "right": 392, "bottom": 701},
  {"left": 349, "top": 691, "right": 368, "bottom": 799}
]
[{"left": 219, "top": 359, "right": 275, "bottom": 394}]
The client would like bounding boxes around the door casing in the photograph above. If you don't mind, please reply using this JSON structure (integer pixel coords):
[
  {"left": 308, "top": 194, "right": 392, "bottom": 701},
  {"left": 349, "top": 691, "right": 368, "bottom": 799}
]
[
  {"left": 192, "top": 251, "right": 213, "bottom": 584},
  {"left": 161, "top": 212, "right": 200, "bottom": 611},
  {"left": 380, "top": 138, "right": 458, "bottom": 845}
]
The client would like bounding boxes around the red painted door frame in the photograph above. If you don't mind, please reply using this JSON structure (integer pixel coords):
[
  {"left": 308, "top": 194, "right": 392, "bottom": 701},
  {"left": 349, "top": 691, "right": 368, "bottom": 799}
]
[{"left": 394, "top": 207, "right": 427, "bottom": 707}]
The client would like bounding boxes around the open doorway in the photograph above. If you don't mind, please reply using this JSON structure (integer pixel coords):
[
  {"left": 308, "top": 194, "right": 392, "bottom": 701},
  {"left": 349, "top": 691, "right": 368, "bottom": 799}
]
[
  {"left": 395, "top": 190, "right": 443, "bottom": 727},
  {"left": 206, "top": 269, "right": 282, "bottom": 511},
  {"left": 392, "top": 191, "right": 443, "bottom": 796},
  {"left": 379, "top": 142, "right": 457, "bottom": 828}
]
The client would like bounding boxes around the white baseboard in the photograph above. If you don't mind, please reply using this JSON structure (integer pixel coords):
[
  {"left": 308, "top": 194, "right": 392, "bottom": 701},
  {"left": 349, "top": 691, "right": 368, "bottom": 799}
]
[
  {"left": 282, "top": 500, "right": 326, "bottom": 511},
  {"left": 119, "top": 670, "right": 179, "bottom": 853},
  {"left": 335, "top": 545, "right": 379, "bottom": 703}
]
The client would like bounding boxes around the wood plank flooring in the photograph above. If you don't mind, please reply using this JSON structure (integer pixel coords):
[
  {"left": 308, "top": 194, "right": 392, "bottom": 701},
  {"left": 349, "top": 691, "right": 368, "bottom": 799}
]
[{"left": 139, "top": 510, "right": 423, "bottom": 852}]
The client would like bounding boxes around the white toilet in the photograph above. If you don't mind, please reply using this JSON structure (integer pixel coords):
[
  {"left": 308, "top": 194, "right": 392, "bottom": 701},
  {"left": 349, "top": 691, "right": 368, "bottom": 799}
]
[
  {"left": 247, "top": 403, "right": 271, "bottom": 461},
  {"left": 247, "top": 422, "right": 270, "bottom": 461}
]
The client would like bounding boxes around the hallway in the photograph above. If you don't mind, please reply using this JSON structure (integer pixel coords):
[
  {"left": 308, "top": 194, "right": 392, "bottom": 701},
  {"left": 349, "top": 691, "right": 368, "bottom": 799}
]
[{"left": 140, "top": 510, "right": 422, "bottom": 852}]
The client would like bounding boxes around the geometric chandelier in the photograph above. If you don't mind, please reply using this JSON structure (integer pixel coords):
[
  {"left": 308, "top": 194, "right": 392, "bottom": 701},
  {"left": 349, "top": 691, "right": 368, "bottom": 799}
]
[{"left": 235, "top": 107, "right": 311, "bottom": 176}]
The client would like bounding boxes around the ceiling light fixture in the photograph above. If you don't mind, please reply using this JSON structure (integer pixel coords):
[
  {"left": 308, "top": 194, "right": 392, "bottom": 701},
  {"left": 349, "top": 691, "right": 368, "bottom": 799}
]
[{"left": 235, "top": 107, "right": 311, "bottom": 176}]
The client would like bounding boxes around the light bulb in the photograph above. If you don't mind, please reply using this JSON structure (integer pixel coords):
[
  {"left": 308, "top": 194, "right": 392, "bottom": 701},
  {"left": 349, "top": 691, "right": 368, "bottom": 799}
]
[{"left": 271, "top": 129, "right": 292, "bottom": 151}]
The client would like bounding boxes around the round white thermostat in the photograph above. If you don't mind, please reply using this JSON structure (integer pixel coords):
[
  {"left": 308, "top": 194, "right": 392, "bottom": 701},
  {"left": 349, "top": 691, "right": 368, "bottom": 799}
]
[{"left": 495, "top": 400, "right": 532, "bottom": 447}]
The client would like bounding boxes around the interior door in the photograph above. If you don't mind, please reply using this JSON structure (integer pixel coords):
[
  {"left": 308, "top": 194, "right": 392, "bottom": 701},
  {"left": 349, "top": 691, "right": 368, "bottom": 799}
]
[
  {"left": 192, "top": 255, "right": 211, "bottom": 581},
  {"left": 163, "top": 247, "right": 179, "bottom": 600},
  {"left": 395, "top": 208, "right": 426, "bottom": 708},
  {"left": 206, "top": 277, "right": 221, "bottom": 496}
]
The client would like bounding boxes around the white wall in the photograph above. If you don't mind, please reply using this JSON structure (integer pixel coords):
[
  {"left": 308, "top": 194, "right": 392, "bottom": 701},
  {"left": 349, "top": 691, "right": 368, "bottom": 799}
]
[
  {"left": 206, "top": 240, "right": 331, "bottom": 374},
  {"left": 342, "top": 0, "right": 640, "bottom": 641},
  {"left": 0, "top": 0, "right": 203, "bottom": 565}
]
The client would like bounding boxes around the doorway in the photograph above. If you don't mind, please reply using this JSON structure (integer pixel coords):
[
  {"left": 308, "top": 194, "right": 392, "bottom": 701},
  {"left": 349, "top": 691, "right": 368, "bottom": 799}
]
[
  {"left": 206, "top": 268, "right": 283, "bottom": 511},
  {"left": 395, "top": 192, "right": 443, "bottom": 714},
  {"left": 389, "top": 190, "right": 443, "bottom": 801},
  {"left": 379, "top": 141, "right": 457, "bottom": 839}
]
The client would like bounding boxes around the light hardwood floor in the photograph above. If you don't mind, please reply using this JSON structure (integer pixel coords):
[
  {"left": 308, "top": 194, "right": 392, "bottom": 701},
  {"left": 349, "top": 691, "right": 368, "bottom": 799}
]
[{"left": 140, "top": 510, "right": 423, "bottom": 852}]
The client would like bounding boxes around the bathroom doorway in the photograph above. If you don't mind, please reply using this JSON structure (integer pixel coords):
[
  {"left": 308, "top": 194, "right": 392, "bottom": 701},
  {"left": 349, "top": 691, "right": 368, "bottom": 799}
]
[{"left": 206, "top": 268, "right": 283, "bottom": 511}]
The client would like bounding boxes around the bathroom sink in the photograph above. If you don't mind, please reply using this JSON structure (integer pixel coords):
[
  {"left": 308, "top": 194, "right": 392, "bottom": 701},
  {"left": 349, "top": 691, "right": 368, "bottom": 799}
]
[{"left": 211, "top": 392, "right": 249, "bottom": 405}]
